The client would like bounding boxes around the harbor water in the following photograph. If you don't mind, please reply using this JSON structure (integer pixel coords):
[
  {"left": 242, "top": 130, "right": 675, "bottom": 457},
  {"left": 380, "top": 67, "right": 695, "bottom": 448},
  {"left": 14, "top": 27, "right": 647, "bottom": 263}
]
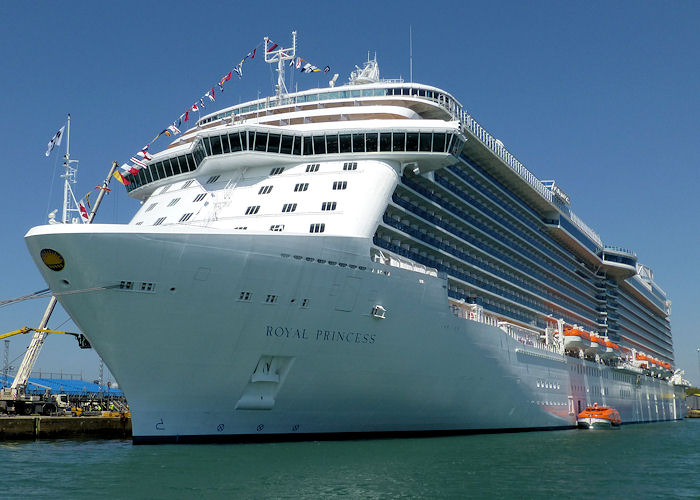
[{"left": 3, "top": 419, "right": 698, "bottom": 499}]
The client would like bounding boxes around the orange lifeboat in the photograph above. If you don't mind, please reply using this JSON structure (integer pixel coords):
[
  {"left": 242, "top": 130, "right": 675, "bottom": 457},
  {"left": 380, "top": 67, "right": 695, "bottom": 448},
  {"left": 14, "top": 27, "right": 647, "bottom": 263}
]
[
  {"left": 577, "top": 402, "right": 622, "bottom": 429},
  {"left": 564, "top": 327, "right": 590, "bottom": 351},
  {"left": 601, "top": 338, "right": 620, "bottom": 359},
  {"left": 586, "top": 334, "right": 605, "bottom": 356}
]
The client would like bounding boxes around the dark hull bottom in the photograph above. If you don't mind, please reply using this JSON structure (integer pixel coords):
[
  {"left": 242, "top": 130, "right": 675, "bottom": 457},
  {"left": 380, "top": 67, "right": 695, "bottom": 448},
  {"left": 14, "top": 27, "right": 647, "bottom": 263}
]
[
  {"left": 133, "top": 425, "right": 578, "bottom": 444},
  {"left": 133, "top": 417, "right": 686, "bottom": 444}
]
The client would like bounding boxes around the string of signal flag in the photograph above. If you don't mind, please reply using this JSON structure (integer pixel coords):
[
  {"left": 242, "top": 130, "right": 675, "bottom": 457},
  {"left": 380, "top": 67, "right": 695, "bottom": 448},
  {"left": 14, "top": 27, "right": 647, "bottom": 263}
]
[{"left": 45, "top": 36, "right": 331, "bottom": 196}]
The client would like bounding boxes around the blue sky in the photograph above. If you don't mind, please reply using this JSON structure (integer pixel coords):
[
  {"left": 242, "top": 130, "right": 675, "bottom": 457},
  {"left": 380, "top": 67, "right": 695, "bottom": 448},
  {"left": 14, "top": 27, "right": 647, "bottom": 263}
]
[{"left": 1, "top": 1, "right": 698, "bottom": 385}]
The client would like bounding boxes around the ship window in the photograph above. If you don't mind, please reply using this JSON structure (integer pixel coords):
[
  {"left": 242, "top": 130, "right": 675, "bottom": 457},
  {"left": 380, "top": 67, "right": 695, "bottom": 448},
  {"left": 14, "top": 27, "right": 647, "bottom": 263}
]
[
  {"left": 245, "top": 205, "right": 260, "bottom": 215},
  {"left": 446, "top": 133, "right": 454, "bottom": 153},
  {"left": 303, "top": 136, "right": 313, "bottom": 155},
  {"left": 193, "top": 193, "right": 207, "bottom": 202},
  {"left": 406, "top": 133, "right": 419, "bottom": 151},
  {"left": 182, "top": 180, "right": 194, "bottom": 189},
  {"left": 156, "top": 162, "right": 165, "bottom": 180},
  {"left": 313, "top": 136, "right": 326, "bottom": 155},
  {"left": 203, "top": 136, "right": 213, "bottom": 156},
  {"left": 179, "top": 212, "right": 193, "bottom": 222},
  {"left": 145, "top": 202, "right": 157, "bottom": 212},
  {"left": 210, "top": 135, "right": 223, "bottom": 155},
  {"left": 294, "top": 183, "right": 309, "bottom": 192},
  {"left": 332, "top": 181, "right": 347, "bottom": 190},
  {"left": 154, "top": 217, "right": 166, "bottom": 226},
  {"left": 166, "top": 159, "right": 176, "bottom": 177},
  {"left": 269, "top": 224, "right": 285, "bottom": 232},
  {"left": 280, "top": 135, "right": 293, "bottom": 154},
  {"left": 193, "top": 144, "right": 204, "bottom": 165},
  {"left": 301, "top": 298, "right": 309, "bottom": 308},
  {"left": 343, "top": 162, "right": 357, "bottom": 171},
  {"left": 254, "top": 132, "right": 268, "bottom": 152},
  {"left": 366, "top": 133, "right": 378, "bottom": 152},
  {"left": 206, "top": 175, "right": 220, "bottom": 184},
  {"left": 392, "top": 132, "right": 405, "bottom": 152},
  {"left": 170, "top": 158, "right": 181, "bottom": 176},
  {"left": 433, "top": 133, "right": 446, "bottom": 152},
  {"left": 167, "top": 198, "right": 181, "bottom": 207},
  {"left": 282, "top": 203, "right": 297, "bottom": 212},
  {"left": 220, "top": 134, "right": 231, "bottom": 154},
  {"left": 239, "top": 291, "right": 251, "bottom": 301},
  {"left": 229, "top": 132, "right": 242, "bottom": 152},
  {"left": 352, "top": 133, "right": 365, "bottom": 152},
  {"left": 265, "top": 294, "right": 278, "bottom": 303},
  {"left": 305, "top": 164, "right": 320, "bottom": 172},
  {"left": 267, "top": 134, "right": 280, "bottom": 153},
  {"left": 309, "top": 223, "right": 325, "bottom": 233},
  {"left": 241, "top": 131, "right": 249, "bottom": 150},
  {"left": 321, "top": 201, "right": 337, "bottom": 211},
  {"left": 419, "top": 132, "right": 432, "bottom": 152},
  {"left": 339, "top": 134, "right": 352, "bottom": 153},
  {"left": 292, "top": 135, "right": 301, "bottom": 155},
  {"left": 136, "top": 169, "right": 147, "bottom": 187},
  {"left": 258, "top": 185, "right": 273, "bottom": 194},
  {"left": 270, "top": 167, "right": 285, "bottom": 176},
  {"left": 326, "top": 134, "right": 339, "bottom": 154},
  {"left": 380, "top": 133, "right": 392, "bottom": 152}
]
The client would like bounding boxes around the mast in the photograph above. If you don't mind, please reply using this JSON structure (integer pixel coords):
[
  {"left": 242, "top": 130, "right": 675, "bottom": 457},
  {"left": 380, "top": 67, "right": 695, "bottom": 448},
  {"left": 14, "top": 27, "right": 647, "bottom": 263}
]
[
  {"left": 59, "top": 114, "right": 81, "bottom": 224},
  {"left": 264, "top": 31, "right": 297, "bottom": 100}
]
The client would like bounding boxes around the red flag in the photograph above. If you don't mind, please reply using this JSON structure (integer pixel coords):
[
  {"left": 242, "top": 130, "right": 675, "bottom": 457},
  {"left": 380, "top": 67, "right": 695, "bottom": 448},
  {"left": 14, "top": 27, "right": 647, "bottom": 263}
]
[
  {"left": 79, "top": 201, "right": 89, "bottom": 222},
  {"left": 250, "top": 47, "right": 256, "bottom": 59},
  {"left": 192, "top": 103, "right": 198, "bottom": 112},
  {"left": 267, "top": 42, "right": 278, "bottom": 52},
  {"left": 225, "top": 71, "right": 232, "bottom": 82},
  {"left": 185, "top": 110, "right": 189, "bottom": 122}
]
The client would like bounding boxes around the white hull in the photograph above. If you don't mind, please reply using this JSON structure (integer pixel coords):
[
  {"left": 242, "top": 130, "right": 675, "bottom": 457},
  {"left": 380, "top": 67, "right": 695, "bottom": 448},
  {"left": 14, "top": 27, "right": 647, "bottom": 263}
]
[{"left": 25, "top": 225, "right": 686, "bottom": 443}]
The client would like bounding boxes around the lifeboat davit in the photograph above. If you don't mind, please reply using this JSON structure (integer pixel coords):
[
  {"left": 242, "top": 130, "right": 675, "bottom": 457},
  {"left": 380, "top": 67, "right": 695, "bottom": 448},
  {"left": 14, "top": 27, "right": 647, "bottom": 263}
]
[
  {"left": 577, "top": 403, "right": 622, "bottom": 429},
  {"left": 564, "top": 327, "right": 590, "bottom": 350}
]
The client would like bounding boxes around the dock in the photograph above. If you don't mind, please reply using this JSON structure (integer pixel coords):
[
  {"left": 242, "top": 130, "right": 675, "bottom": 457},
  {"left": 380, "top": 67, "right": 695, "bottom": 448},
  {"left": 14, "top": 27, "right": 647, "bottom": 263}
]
[{"left": 0, "top": 415, "right": 131, "bottom": 440}]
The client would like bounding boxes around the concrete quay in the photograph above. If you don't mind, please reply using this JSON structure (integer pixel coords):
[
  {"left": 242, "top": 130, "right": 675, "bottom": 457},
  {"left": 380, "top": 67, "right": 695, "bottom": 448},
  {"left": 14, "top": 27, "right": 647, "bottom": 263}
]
[{"left": 0, "top": 415, "right": 131, "bottom": 440}]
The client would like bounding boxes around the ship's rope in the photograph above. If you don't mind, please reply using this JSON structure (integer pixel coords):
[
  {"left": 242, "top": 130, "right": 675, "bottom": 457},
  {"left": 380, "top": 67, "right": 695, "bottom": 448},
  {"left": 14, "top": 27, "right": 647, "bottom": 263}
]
[
  {"left": 0, "top": 288, "right": 51, "bottom": 308},
  {"left": 0, "top": 285, "right": 115, "bottom": 309}
]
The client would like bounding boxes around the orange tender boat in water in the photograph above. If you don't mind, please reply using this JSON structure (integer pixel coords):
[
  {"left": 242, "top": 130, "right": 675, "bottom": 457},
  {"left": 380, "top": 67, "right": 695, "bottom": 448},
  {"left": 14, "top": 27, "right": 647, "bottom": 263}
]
[{"left": 577, "top": 403, "right": 622, "bottom": 429}]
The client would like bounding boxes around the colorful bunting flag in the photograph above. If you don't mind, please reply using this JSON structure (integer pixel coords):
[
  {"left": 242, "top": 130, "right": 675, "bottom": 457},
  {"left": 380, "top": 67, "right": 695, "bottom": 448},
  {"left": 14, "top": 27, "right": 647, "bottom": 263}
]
[
  {"left": 167, "top": 124, "right": 181, "bottom": 136},
  {"left": 324, "top": 66, "right": 330, "bottom": 73},
  {"left": 121, "top": 163, "right": 139, "bottom": 175},
  {"left": 113, "top": 170, "right": 130, "bottom": 186},
  {"left": 131, "top": 157, "right": 148, "bottom": 168}
]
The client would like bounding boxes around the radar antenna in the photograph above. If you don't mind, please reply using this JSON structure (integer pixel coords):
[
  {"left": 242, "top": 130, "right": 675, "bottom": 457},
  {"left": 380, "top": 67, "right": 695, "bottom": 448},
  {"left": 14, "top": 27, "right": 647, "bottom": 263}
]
[{"left": 264, "top": 31, "right": 297, "bottom": 100}]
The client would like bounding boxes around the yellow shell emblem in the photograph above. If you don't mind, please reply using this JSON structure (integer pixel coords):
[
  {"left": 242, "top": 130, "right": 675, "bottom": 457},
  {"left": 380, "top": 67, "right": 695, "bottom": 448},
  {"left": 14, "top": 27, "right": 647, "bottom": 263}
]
[{"left": 40, "top": 248, "right": 65, "bottom": 272}]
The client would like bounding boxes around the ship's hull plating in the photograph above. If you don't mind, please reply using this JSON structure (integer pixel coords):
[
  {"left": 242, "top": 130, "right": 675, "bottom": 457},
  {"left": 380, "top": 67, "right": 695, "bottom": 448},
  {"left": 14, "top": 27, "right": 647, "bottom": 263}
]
[{"left": 25, "top": 225, "right": 686, "bottom": 443}]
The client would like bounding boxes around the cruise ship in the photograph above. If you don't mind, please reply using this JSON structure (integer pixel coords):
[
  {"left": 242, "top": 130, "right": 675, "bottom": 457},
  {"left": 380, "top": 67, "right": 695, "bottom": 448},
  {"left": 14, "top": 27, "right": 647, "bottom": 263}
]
[{"left": 25, "top": 39, "right": 687, "bottom": 443}]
